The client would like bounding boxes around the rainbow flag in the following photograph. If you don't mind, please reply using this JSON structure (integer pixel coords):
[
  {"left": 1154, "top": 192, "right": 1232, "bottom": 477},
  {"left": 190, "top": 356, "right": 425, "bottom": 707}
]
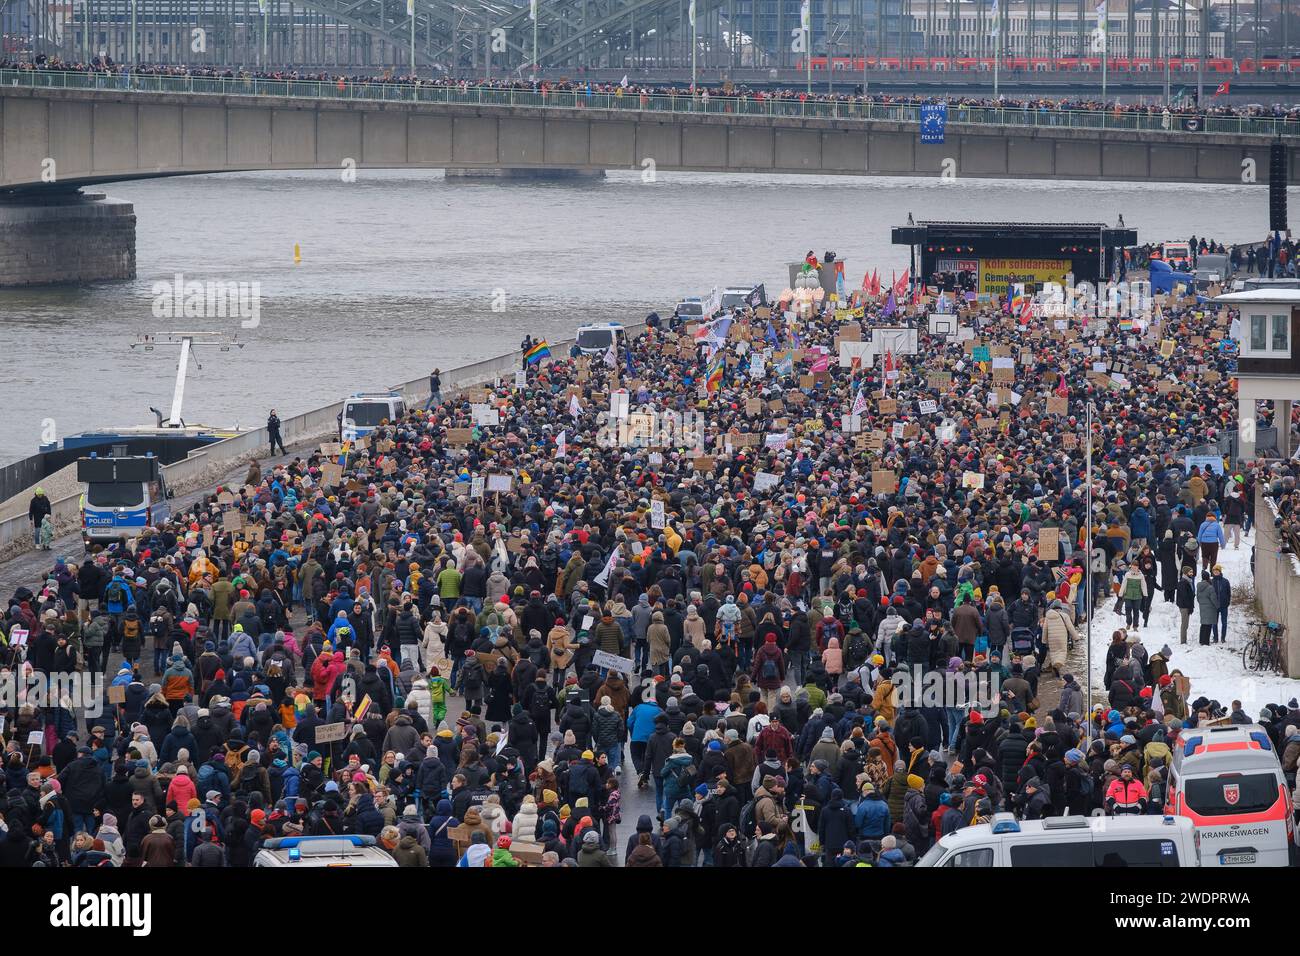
[
  {"left": 524, "top": 340, "right": 551, "bottom": 364},
  {"left": 705, "top": 354, "right": 725, "bottom": 394}
]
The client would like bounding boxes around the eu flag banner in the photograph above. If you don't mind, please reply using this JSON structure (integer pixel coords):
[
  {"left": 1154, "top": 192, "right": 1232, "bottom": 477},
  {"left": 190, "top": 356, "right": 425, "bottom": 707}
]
[{"left": 920, "top": 104, "right": 947, "bottom": 144}]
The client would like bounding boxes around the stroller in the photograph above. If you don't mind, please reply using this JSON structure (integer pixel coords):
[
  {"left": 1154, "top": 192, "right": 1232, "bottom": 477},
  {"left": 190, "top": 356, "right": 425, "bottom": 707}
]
[{"left": 1009, "top": 627, "right": 1037, "bottom": 659}]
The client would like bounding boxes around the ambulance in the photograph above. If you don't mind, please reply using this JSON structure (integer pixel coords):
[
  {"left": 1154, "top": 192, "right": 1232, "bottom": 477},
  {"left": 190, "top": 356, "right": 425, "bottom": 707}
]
[{"left": 1168, "top": 723, "right": 1294, "bottom": 867}]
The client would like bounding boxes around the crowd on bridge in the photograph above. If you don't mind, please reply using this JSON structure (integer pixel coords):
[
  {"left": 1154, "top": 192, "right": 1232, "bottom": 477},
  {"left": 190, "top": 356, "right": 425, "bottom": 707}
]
[
  {"left": 6, "top": 56, "right": 1300, "bottom": 122},
  {"left": 0, "top": 247, "right": 1297, "bottom": 868}
]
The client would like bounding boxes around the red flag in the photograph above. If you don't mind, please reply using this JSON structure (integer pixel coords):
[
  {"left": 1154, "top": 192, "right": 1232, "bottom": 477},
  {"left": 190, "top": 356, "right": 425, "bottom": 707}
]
[
  {"left": 861, "top": 270, "right": 872, "bottom": 292},
  {"left": 1214, "top": 81, "right": 1230, "bottom": 97},
  {"left": 870, "top": 270, "right": 880, "bottom": 296},
  {"left": 893, "top": 269, "right": 910, "bottom": 299}
]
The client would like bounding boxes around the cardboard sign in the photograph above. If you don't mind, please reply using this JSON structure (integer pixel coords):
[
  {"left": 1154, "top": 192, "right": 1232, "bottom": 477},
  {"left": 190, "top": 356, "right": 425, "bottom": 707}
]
[
  {"left": 1038, "top": 526, "right": 1060, "bottom": 561},
  {"left": 320, "top": 463, "right": 343, "bottom": 487},
  {"left": 745, "top": 398, "right": 763, "bottom": 415},
  {"left": 470, "top": 476, "right": 486, "bottom": 499},
  {"left": 107, "top": 684, "right": 127, "bottom": 704},
  {"left": 927, "top": 372, "right": 952, "bottom": 389},
  {"left": 319, "top": 442, "right": 342, "bottom": 457},
  {"left": 315, "top": 722, "right": 347, "bottom": 743},
  {"left": 879, "top": 398, "right": 898, "bottom": 415},
  {"left": 650, "top": 499, "right": 666, "bottom": 529},
  {"left": 962, "top": 471, "right": 985, "bottom": 489},
  {"left": 222, "top": 510, "right": 245, "bottom": 532},
  {"left": 872, "top": 470, "right": 898, "bottom": 494},
  {"left": 445, "top": 428, "right": 474, "bottom": 445},
  {"left": 1046, "top": 396, "right": 1068, "bottom": 416},
  {"left": 463, "top": 387, "right": 489, "bottom": 403},
  {"left": 592, "top": 650, "right": 636, "bottom": 675},
  {"left": 692, "top": 456, "right": 715, "bottom": 472},
  {"left": 486, "top": 474, "right": 513, "bottom": 493},
  {"left": 754, "top": 471, "right": 780, "bottom": 492},
  {"left": 216, "top": 490, "right": 235, "bottom": 506}
]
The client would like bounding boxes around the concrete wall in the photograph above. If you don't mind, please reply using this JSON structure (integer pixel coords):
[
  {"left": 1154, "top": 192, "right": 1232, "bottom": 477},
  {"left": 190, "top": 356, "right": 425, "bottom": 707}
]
[
  {"left": 1251, "top": 487, "right": 1300, "bottom": 678},
  {"left": 0, "top": 194, "right": 135, "bottom": 286},
  {"left": 0, "top": 324, "right": 641, "bottom": 561},
  {"left": 0, "top": 87, "right": 1288, "bottom": 189}
]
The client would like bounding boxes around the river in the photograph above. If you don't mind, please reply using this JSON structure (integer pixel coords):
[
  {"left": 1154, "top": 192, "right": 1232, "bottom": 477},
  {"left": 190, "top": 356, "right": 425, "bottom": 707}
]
[{"left": 0, "top": 168, "right": 1280, "bottom": 464}]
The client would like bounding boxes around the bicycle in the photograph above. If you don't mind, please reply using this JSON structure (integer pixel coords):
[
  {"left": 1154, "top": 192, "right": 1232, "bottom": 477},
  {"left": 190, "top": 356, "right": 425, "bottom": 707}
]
[{"left": 1243, "top": 621, "right": 1286, "bottom": 674}]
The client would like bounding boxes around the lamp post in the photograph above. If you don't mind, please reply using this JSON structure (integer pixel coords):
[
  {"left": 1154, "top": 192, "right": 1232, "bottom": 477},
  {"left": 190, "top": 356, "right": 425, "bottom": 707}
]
[
  {"left": 408, "top": 0, "right": 416, "bottom": 75},
  {"left": 530, "top": 0, "right": 539, "bottom": 81},
  {"left": 689, "top": 0, "right": 697, "bottom": 105}
]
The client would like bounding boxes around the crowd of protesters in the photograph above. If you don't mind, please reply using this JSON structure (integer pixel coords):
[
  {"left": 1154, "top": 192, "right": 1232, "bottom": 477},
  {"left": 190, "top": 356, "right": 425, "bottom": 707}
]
[
  {"left": 5, "top": 56, "right": 1300, "bottom": 122},
  {"left": 0, "top": 250, "right": 1297, "bottom": 867}
]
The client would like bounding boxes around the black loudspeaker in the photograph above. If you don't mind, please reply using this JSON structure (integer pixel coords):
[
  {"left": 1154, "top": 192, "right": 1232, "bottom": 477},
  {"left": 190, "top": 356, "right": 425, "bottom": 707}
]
[{"left": 1270, "top": 142, "right": 1288, "bottom": 233}]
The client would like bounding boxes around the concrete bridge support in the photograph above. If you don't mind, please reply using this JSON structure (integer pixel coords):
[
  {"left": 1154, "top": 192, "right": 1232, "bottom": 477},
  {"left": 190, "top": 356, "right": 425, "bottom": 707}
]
[{"left": 0, "top": 190, "right": 136, "bottom": 288}]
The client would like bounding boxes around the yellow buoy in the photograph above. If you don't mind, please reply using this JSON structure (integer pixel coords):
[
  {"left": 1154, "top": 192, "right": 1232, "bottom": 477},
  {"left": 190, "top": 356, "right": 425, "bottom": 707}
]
[{"left": 293, "top": 243, "right": 301, "bottom": 264}]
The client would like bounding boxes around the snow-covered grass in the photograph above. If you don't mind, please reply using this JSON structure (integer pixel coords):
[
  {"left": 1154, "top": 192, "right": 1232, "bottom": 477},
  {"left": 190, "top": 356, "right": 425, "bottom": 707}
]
[{"left": 1083, "top": 528, "right": 1300, "bottom": 715}]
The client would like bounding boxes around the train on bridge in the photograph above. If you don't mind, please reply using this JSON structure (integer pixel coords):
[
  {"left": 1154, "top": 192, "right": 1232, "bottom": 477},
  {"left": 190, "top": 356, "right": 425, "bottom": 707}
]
[{"left": 796, "top": 55, "right": 1298, "bottom": 76}]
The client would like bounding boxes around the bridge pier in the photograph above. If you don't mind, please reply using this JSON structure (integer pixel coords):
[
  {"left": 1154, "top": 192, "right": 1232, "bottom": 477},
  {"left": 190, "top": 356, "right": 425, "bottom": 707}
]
[
  {"left": 444, "top": 167, "right": 606, "bottom": 181},
  {"left": 0, "top": 190, "right": 136, "bottom": 288}
]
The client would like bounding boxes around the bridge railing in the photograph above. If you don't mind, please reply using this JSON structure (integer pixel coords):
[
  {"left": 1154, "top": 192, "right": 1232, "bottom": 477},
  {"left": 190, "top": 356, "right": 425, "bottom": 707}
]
[{"left": 4, "top": 68, "right": 1299, "bottom": 138}]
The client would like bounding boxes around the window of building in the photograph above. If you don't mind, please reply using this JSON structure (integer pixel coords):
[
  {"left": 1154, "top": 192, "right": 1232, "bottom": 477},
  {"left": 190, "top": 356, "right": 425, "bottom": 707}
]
[{"left": 1243, "top": 311, "right": 1291, "bottom": 358}]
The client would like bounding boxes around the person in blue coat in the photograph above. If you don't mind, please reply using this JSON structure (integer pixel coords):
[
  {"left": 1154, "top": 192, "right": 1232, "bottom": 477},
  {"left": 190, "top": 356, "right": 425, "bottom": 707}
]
[
  {"left": 1196, "top": 513, "right": 1226, "bottom": 569},
  {"left": 1129, "top": 501, "right": 1153, "bottom": 550},
  {"left": 626, "top": 694, "right": 662, "bottom": 781},
  {"left": 853, "top": 782, "right": 891, "bottom": 839}
]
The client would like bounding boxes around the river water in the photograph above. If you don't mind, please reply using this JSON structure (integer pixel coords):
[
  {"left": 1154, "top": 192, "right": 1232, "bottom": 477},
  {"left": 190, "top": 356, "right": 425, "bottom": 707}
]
[{"left": 0, "top": 168, "right": 1281, "bottom": 464}]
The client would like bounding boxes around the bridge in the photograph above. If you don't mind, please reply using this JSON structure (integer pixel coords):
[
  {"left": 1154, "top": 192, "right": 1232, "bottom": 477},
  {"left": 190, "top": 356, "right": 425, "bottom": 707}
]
[{"left": 0, "top": 69, "right": 1291, "bottom": 285}]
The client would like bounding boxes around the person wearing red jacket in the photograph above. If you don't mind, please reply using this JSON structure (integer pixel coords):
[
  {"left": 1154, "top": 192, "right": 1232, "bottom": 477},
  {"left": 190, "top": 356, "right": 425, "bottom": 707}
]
[
  {"left": 311, "top": 646, "right": 347, "bottom": 707},
  {"left": 1105, "top": 765, "right": 1149, "bottom": 815}
]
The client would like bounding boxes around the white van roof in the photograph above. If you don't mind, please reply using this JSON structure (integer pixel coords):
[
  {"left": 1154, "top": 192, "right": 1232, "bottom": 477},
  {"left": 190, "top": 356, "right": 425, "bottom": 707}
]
[
  {"left": 1171, "top": 723, "right": 1281, "bottom": 774},
  {"left": 937, "top": 813, "right": 1194, "bottom": 852},
  {"left": 254, "top": 835, "right": 399, "bottom": 867}
]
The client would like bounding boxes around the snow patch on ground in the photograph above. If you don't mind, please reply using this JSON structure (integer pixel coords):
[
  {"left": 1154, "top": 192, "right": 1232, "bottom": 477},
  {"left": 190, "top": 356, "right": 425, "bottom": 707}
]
[{"left": 1085, "top": 528, "right": 1300, "bottom": 715}]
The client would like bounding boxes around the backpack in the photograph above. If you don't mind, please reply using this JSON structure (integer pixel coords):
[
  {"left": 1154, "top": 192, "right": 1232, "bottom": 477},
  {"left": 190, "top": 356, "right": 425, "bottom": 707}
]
[
  {"left": 738, "top": 798, "right": 759, "bottom": 839},
  {"left": 104, "top": 581, "right": 128, "bottom": 607},
  {"left": 197, "top": 762, "right": 218, "bottom": 791},
  {"left": 1078, "top": 772, "right": 1096, "bottom": 798},
  {"left": 761, "top": 654, "right": 779, "bottom": 681},
  {"left": 846, "top": 632, "right": 869, "bottom": 668},
  {"left": 673, "top": 761, "right": 698, "bottom": 792}
]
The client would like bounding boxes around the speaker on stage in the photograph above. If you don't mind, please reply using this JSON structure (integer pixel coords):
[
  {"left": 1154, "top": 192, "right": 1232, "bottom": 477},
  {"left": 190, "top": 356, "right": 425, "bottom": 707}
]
[{"left": 1270, "top": 141, "right": 1288, "bottom": 233}]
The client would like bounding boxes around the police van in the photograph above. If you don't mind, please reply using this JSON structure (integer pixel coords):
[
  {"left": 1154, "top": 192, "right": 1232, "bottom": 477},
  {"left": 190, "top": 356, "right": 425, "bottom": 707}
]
[
  {"left": 78, "top": 454, "right": 171, "bottom": 547},
  {"left": 254, "top": 835, "right": 399, "bottom": 867},
  {"left": 574, "top": 322, "right": 625, "bottom": 356},
  {"left": 1168, "top": 723, "right": 1294, "bottom": 867},
  {"left": 340, "top": 392, "right": 406, "bottom": 442},
  {"left": 916, "top": 813, "right": 1200, "bottom": 867}
]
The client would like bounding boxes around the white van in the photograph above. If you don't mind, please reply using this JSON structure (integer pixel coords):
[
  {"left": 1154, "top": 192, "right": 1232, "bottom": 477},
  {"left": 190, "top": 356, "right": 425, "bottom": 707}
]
[
  {"left": 340, "top": 392, "right": 406, "bottom": 442},
  {"left": 253, "top": 835, "right": 399, "bottom": 867},
  {"left": 917, "top": 813, "right": 1200, "bottom": 867},
  {"left": 78, "top": 455, "right": 171, "bottom": 547},
  {"left": 1168, "top": 723, "right": 1295, "bottom": 867},
  {"left": 574, "top": 322, "right": 625, "bottom": 355}
]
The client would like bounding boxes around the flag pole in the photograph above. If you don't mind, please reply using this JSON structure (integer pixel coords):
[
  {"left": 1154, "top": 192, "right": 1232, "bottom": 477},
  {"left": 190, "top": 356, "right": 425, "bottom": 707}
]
[{"left": 1085, "top": 399, "right": 1094, "bottom": 721}]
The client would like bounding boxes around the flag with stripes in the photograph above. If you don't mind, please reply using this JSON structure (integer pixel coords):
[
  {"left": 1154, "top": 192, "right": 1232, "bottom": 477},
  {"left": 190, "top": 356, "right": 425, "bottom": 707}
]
[{"left": 524, "top": 340, "right": 551, "bottom": 364}]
